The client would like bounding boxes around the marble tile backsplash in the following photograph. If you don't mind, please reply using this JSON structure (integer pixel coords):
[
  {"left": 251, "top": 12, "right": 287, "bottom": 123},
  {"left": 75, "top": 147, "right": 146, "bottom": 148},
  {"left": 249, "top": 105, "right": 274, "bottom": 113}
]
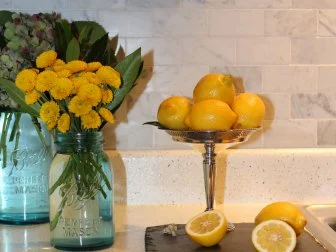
[{"left": 2, "top": 0, "right": 336, "bottom": 149}]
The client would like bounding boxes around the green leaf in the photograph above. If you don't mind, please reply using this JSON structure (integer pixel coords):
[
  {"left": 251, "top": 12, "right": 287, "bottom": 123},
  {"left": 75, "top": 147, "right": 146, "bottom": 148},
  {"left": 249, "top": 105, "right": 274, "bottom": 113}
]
[
  {"left": 66, "top": 38, "right": 80, "bottom": 62},
  {"left": 143, "top": 121, "right": 167, "bottom": 129},
  {"left": 107, "top": 48, "right": 143, "bottom": 113},
  {"left": 73, "top": 21, "right": 107, "bottom": 44},
  {"left": 0, "top": 78, "right": 40, "bottom": 117},
  {"left": 60, "top": 19, "right": 72, "bottom": 43},
  {"left": 0, "top": 11, "right": 13, "bottom": 25},
  {"left": 78, "top": 25, "right": 93, "bottom": 44},
  {"left": 0, "top": 35, "right": 6, "bottom": 49},
  {"left": 83, "top": 33, "right": 108, "bottom": 62},
  {"left": 54, "top": 22, "right": 69, "bottom": 61}
]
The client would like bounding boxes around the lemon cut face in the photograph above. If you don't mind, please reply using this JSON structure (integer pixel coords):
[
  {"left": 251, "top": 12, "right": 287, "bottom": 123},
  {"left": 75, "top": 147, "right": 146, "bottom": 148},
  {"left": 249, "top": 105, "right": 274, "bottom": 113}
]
[
  {"left": 252, "top": 220, "right": 297, "bottom": 252},
  {"left": 185, "top": 210, "right": 227, "bottom": 247},
  {"left": 255, "top": 201, "right": 307, "bottom": 236}
]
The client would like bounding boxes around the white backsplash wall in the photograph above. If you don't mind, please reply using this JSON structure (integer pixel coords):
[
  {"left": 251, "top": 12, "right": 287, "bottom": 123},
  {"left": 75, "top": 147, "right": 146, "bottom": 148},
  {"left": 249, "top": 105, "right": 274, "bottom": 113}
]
[{"left": 2, "top": 0, "right": 336, "bottom": 149}]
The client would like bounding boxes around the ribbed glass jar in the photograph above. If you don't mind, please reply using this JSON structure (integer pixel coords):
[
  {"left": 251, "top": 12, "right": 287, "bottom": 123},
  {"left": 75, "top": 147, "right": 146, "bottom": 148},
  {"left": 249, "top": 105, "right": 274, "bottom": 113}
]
[
  {"left": 0, "top": 112, "right": 52, "bottom": 224},
  {"left": 49, "top": 132, "right": 114, "bottom": 251}
]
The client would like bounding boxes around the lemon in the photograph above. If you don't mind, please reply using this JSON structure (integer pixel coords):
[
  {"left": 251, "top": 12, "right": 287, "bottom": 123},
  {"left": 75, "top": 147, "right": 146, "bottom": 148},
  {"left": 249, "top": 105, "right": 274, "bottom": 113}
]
[
  {"left": 252, "top": 219, "right": 297, "bottom": 252},
  {"left": 185, "top": 99, "right": 237, "bottom": 130},
  {"left": 193, "top": 73, "right": 236, "bottom": 106},
  {"left": 255, "top": 202, "right": 307, "bottom": 236},
  {"left": 232, "top": 93, "right": 265, "bottom": 129},
  {"left": 157, "top": 96, "right": 192, "bottom": 130},
  {"left": 185, "top": 210, "right": 228, "bottom": 247}
]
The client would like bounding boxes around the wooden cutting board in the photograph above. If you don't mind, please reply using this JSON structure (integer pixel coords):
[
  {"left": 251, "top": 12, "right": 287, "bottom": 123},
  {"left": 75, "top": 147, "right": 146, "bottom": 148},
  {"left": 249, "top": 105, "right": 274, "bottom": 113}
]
[{"left": 145, "top": 223, "right": 327, "bottom": 252}]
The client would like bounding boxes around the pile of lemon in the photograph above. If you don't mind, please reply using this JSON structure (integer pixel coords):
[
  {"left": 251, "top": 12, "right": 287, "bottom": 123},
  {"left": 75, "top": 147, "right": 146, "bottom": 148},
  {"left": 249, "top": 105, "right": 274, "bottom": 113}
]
[
  {"left": 184, "top": 202, "right": 307, "bottom": 252},
  {"left": 157, "top": 73, "right": 265, "bottom": 130}
]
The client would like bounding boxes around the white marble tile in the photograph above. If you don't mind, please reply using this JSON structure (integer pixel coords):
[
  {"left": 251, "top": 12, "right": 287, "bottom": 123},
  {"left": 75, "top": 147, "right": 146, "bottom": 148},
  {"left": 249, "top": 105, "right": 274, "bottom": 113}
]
[
  {"left": 262, "top": 94, "right": 290, "bottom": 120},
  {"left": 263, "top": 120, "right": 317, "bottom": 148},
  {"left": 104, "top": 122, "right": 154, "bottom": 150},
  {"left": 234, "top": 0, "right": 290, "bottom": 8},
  {"left": 291, "top": 38, "right": 336, "bottom": 64},
  {"left": 318, "top": 120, "right": 336, "bottom": 145},
  {"left": 292, "top": 0, "right": 336, "bottom": 8},
  {"left": 291, "top": 94, "right": 336, "bottom": 119},
  {"left": 127, "top": 38, "right": 182, "bottom": 66},
  {"left": 0, "top": 0, "right": 12, "bottom": 9},
  {"left": 181, "top": 0, "right": 206, "bottom": 8},
  {"left": 68, "top": 0, "right": 125, "bottom": 10},
  {"left": 204, "top": 0, "right": 235, "bottom": 8},
  {"left": 98, "top": 11, "right": 128, "bottom": 37},
  {"left": 153, "top": 9, "right": 207, "bottom": 36},
  {"left": 154, "top": 130, "right": 193, "bottom": 149},
  {"left": 318, "top": 10, "right": 336, "bottom": 37},
  {"left": 126, "top": 0, "right": 179, "bottom": 9},
  {"left": 150, "top": 65, "right": 210, "bottom": 97},
  {"left": 13, "top": 0, "right": 67, "bottom": 10},
  {"left": 127, "top": 11, "right": 153, "bottom": 37},
  {"left": 237, "top": 38, "right": 290, "bottom": 65},
  {"left": 182, "top": 38, "right": 235, "bottom": 65},
  {"left": 318, "top": 67, "right": 336, "bottom": 93},
  {"left": 123, "top": 92, "right": 164, "bottom": 123},
  {"left": 210, "top": 66, "right": 262, "bottom": 93},
  {"left": 98, "top": 10, "right": 152, "bottom": 37},
  {"left": 265, "top": 10, "right": 317, "bottom": 37},
  {"left": 209, "top": 10, "right": 264, "bottom": 37},
  {"left": 263, "top": 66, "right": 316, "bottom": 93},
  {"left": 59, "top": 10, "right": 99, "bottom": 22},
  {"left": 131, "top": 66, "right": 155, "bottom": 94},
  {"left": 205, "top": 0, "right": 290, "bottom": 8}
]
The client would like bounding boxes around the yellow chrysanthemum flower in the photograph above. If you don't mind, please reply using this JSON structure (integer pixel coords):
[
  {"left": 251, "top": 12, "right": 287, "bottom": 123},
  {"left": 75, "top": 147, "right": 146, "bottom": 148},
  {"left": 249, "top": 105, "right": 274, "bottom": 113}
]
[
  {"left": 35, "top": 70, "right": 58, "bottom": 92},
  {"left": 96, "top": 66, "right": 121, "bottom": 88},
  {"left": 50, "top": 77, "right": 73, "bottom": 100},
  {"left": 57, "top": 113, "right": 70, "bottom": 133},
  {"left": 99, "top": 107, "right": 114, "bottom": 123},
  {"left": 31, "top": 68, "right": 40, "bottom": 74},
  {"left": 66, "top": 60, "right": 88, "bottom": 73},
  {"left": 25, "top": 90, "right": 40, "bottom": 105},
  {"left": 86, "top": 62, "right": 102, "bottom": 72},
  {"left": 77, "top": 83, "right": 102, "bottom": 106},
  {"left": 53, "top": 59, "right": 66, "bottom": 72},
  {"left": 57, "top": 69, "right": 72, "bottom": 78},
  {"left": 68, "top": 96, "right": 92, "bottom": 117},
  {"left": 39, "top": 101, "right": 60, "bottom": 130},
  {"left": 81, "top": 110, "right": 101, "bottom": 129},
  {"left": 101, "top": 88, "right": 113, "bottom": 104},
  {"left": 71, "top": 76, "right": 90, "bottom": 94},
  {"left": 15, "top": 69, "right": 37, "bottom": 92},
  {"left": 80, "top": 72, "right": 102, "bottom": 85},
  {"left": 36, "top": 50, "right": 57, "bottom": 68}
]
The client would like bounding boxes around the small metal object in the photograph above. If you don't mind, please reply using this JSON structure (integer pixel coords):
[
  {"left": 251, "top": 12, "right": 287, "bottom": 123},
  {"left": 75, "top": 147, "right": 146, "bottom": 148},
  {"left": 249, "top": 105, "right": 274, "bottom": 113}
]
[
  {"left": 162, "top": 224, "right": 178, "bottom": 236},
  {"left": 162, "top": 128, "right": 260, "bottom": 232},
  {"left": 227, "top": 222, "right": 236, "bottom": 232}
]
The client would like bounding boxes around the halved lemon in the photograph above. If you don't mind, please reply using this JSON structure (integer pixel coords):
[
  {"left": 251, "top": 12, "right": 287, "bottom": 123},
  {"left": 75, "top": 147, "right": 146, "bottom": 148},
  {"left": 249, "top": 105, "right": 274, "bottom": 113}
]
[
  {"left": 185, "top": 210, "right": 228, "bottom": 247},
  {"left": 252, "top": 220, "right": 297, "bottom": 252}
]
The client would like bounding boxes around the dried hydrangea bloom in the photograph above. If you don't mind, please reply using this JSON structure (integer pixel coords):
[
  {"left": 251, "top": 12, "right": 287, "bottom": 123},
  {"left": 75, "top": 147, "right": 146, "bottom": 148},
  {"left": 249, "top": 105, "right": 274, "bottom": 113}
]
[{"left": 4, "top": 12, "right": 60, "bottom": 61}]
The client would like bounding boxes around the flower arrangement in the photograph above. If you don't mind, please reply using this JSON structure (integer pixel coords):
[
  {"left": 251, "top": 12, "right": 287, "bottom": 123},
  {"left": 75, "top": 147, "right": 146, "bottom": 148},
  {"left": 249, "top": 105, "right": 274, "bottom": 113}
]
[
  {"left": 15, "top": 50, "right": 120, "bottom": 133},
  {"left": 0, "top": 11, "right": 60, "bottom": 168},
  {"left": 1, "top": 11, "right": 143, "bottom": 234}
]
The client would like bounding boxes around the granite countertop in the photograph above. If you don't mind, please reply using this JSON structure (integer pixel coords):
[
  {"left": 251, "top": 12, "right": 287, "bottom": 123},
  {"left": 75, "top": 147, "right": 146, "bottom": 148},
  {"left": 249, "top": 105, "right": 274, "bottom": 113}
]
[{"left": 0, "top": 204, "right": 263, "bottom": 252}]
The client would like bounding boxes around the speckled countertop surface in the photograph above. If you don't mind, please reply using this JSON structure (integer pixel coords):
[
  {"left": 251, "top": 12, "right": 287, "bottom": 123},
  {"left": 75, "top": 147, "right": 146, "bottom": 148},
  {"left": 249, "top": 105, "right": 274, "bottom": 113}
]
[
  {"left": 108, "top": 148, "right": 336, "bottom": 205},
  {"left": 2, "top": 148, "right": 335, "bottom": 251},
  {"left": 0, "top": 204, "right": 263, "bottom": 252}
]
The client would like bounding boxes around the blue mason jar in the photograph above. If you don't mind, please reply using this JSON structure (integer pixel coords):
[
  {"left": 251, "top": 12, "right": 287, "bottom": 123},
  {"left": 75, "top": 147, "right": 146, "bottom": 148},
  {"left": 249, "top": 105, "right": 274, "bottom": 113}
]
[
  {"left": 49, "top": 132, "right": 114, "bottom": 251},
  {"left": 0, "top": 112, "right": 52, "bottom": 224}
]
